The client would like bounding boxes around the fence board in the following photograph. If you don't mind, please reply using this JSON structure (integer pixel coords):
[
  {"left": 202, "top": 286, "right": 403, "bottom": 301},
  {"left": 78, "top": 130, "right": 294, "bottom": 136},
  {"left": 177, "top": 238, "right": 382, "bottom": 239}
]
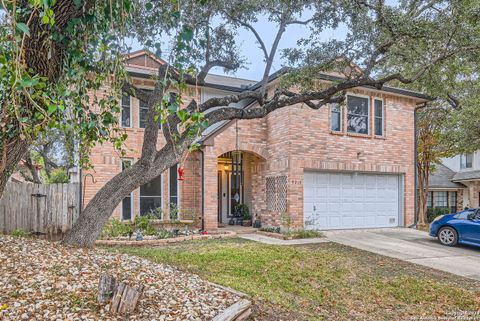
[{"left": 0, "top": 182, "right": 80, "bottom": 236}]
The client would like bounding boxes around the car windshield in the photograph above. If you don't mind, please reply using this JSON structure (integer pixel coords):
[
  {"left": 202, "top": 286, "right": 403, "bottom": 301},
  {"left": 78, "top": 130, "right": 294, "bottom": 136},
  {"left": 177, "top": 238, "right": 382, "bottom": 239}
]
[{"left": 455, "top": 209, "right": 477, "bottom": 220}]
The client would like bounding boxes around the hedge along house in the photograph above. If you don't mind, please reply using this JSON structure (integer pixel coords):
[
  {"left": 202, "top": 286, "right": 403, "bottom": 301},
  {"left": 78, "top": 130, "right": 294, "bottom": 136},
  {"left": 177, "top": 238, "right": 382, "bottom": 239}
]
[{"left": 83, "top": 50, "right": 431, "bottom": 231}]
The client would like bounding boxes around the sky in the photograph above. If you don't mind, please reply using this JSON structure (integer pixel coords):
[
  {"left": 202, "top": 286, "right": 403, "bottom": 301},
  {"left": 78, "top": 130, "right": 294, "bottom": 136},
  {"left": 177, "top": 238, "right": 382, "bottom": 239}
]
[{"left": 128, "top": 15, "right": 348, "bottom": 81}]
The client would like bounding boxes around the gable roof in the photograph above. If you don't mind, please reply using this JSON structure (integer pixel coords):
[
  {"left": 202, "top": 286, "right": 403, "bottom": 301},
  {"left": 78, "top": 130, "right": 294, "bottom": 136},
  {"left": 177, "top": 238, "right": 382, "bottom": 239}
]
[
  {"left": 123, "top": 50, "right": 254, "bottom": 92},
  {"left": 123, "top": 50, "right": 432, "bottom": 101},
  {"left": 452, "top": 170, "right": 480, "bottom": 182},
  {"left": 429, "top": 163, "right": 466, "bottom": 189},
  {"left": 123, "top": 51, "right": 433, "bottom": 144}
]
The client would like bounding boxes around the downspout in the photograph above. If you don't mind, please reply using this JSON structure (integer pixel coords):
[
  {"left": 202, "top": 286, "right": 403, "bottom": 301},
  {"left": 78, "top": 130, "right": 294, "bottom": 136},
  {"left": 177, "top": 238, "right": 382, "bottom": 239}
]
[
  {"left": 411, "top": 102, "right": 428, "bottom": 228},
  {"left": 199, "top": 148, "right": 205, "bottom": 231}
]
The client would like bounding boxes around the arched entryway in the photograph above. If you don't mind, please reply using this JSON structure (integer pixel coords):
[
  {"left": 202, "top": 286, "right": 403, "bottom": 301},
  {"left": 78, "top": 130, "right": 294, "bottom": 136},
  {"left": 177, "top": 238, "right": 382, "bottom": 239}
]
[{"left": 217, "top": 150, "right": 266, "bottom": 226}]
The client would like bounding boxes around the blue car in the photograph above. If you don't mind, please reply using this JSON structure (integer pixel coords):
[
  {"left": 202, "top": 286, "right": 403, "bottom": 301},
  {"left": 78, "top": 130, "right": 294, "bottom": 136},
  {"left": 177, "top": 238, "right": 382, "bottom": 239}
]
[{"left": 429, "top": 208, "right": 480, "bottom": 247}]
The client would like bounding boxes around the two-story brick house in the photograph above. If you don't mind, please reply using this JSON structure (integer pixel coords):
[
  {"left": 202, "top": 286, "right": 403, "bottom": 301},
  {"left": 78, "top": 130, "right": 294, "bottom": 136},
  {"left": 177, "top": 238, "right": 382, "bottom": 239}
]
[{"left": 83, "top": 50, "right": 430, "bottom": 231}]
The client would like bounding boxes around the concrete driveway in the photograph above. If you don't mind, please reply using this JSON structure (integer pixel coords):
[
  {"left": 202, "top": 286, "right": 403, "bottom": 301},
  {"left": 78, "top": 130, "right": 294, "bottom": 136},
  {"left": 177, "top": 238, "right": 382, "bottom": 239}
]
[{"left": 323, "top": 228, "right": 480, "bottom": 281}]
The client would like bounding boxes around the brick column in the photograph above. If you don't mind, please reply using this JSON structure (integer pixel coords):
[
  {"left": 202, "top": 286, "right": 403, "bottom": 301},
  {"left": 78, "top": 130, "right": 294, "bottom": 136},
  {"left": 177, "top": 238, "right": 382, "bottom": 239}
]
[{"left": 203, "top": 146, "right": 219, "bottom": 230}]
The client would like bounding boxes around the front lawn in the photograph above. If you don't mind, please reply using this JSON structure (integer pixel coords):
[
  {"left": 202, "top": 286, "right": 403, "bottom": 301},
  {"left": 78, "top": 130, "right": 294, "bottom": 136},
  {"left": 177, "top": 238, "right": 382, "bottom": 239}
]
[{"left": 114, "top": 238, "right": 480, "bottom": 321}]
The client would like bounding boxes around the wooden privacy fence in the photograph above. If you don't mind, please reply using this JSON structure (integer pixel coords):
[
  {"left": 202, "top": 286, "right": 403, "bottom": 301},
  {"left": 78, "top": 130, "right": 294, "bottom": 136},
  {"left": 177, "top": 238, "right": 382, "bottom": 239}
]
[{"left": 0, "top": 182, "right": 80, "bottom": 236}]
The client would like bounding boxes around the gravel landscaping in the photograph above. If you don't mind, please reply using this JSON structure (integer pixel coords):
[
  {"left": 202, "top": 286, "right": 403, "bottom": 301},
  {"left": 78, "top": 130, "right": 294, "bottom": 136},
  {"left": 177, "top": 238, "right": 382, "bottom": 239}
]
[{"left": 0, "top": 235, "right": 240, "bottom": 321}]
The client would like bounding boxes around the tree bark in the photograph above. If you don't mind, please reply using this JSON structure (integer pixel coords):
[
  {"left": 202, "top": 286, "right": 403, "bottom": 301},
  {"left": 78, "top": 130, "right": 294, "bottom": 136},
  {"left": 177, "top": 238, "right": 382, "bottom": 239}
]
[
  {"left": 0, "top": 139, "right": 29, "bottom": 196},
  {"left": 63, "top": 147, "right": 179, "bottom": 247}
]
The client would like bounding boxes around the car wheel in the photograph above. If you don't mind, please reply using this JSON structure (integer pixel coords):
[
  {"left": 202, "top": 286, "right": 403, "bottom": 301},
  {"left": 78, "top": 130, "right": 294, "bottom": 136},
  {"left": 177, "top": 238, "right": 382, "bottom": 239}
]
[{"left": 438, "top": 227, "right": 458, "bottom": 246}]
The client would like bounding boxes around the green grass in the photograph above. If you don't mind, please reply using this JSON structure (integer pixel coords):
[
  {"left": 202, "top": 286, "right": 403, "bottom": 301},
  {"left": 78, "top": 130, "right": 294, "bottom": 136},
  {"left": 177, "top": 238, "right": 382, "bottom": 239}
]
[{"left": 113, "top": 238, "right": 480, "bottom": 321}]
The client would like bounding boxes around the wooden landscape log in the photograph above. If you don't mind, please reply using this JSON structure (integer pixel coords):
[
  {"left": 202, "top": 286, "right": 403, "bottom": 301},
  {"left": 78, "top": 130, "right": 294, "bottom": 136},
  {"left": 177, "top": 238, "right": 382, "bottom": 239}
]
[
  {"left": 109, "top": 281, "right": 145, "bottom": 315},
  {"left": 97, "top": 273, "right": 118, "bottom": 304},
  {"left": 212, "top": 299, "right": 252, "bottom": 321}
]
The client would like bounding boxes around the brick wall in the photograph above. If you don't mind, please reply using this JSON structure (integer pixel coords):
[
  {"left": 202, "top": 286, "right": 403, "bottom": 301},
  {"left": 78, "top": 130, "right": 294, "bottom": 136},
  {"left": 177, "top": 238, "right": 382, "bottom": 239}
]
[{"left": 202, "top": 86, "right": 418, "bottom": 229}]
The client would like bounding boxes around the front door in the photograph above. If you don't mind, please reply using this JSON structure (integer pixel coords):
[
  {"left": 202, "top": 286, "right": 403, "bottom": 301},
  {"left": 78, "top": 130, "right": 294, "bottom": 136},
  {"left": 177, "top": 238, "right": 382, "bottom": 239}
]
[{"left": 218, "top": 171, "right": 243, "bottom": 223}]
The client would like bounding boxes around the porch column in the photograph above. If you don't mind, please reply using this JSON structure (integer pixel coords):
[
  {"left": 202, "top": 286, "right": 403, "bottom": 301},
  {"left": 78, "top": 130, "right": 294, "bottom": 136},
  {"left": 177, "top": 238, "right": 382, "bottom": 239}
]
[{"left": 203, "top": 146, "right": 219, "bottom": 230}]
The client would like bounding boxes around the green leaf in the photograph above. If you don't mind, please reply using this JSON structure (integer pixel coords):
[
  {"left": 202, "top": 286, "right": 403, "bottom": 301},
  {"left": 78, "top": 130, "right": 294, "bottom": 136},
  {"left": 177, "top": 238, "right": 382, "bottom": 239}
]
[
  {"left": 181, "top": 27, "right": 194, "bottom": 42},
  {"left": 41, "top": 15, "right": 50, "bottom": 25},
  {"left": 47, "top": 105, "right": 57, "bottom": 115},
  {"left": 16, "top": 23, "right": 30, "bottom": 37}
]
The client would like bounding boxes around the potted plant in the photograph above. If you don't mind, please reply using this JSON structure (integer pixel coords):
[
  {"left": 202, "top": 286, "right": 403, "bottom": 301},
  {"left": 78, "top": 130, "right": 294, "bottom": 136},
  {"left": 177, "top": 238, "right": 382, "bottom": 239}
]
[{"left": 236, "top": 204, "right": 252, "bottom": 226}]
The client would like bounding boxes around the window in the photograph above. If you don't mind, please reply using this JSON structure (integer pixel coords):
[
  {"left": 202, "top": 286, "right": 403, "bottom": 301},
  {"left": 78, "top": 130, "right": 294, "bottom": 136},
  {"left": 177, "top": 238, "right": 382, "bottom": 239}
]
[
  {"left": 139, "top": 99, "right": 148, "bottom": 129},
  {"left": 169, "top": 165, "right": 180, "bottom": 209},
  {"left": 449, "top": 191, "right": 457, "bottom": 213},
  {"left": 121, "top": 159, "right": 133, "bottom": 220},
  {"left": 434, "top": 191, "right": 448, "bottom": 207},
  {"left": 121, "top": 94, "right": 131, "bottom": 128},
  {"left": 347, "top": 96, "right": 369, "bottom": 134},
  {"left": 460, "top": 153, "right": 473, "bottom": 169},
  {"left": 426, "top": 192, "right": 432, "bottom": 208},
  {"left": 140, "top": 175, "right": 162, "bottom": 216},
  {"left": 374, "top": 99, "right": 384, "bottom": 136},
  {"left": 330, "top": 103, "right": 342, "bottom": 132}
]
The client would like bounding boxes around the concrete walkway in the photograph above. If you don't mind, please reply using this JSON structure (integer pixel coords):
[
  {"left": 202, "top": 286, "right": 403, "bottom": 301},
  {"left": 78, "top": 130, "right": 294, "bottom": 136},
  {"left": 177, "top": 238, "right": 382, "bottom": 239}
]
[
  {"left": 323, "top": 228, "right": 480, "bottom": 281},
  {"left": 239, "top": 233, "right": 328, "bottom": 245}
]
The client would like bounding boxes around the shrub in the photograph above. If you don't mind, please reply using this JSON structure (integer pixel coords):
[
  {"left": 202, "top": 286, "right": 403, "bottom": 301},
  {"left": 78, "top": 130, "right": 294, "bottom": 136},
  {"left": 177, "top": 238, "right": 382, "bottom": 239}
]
[
  {"left": 169, "top": 204, "right": 179, "bottom": 221},
  {"left": 156, "top": 229, "right": 174, "bottom": 239},
  {"left": 286, "top": 229, "right": 323, "bottom": 239},
  {"left": 236, "top": 204, "right": 251, "bottom": 220},
  {"left": 134, "top": 215, "right": 157, "bottom": 235},
  {"left": 147, "top": 207, "right": 163, "bottom": 220},
  {"left": 11, "top": 229, "right": 29, "bottom": 238},
  {"left": 280, "top": 212, "right": 293, "bottom": 232},
  {"left": 101, "top": 219, "right": 133, "bottom": 238},
  {"left": 427, "top": 207, "right": 452, "bottom": 223},
  {"left": 46, "top": 168, "right": 69, "bottom": 184},
  {"left": 260, "top": 226, "right": 281, "bottom": 234}
]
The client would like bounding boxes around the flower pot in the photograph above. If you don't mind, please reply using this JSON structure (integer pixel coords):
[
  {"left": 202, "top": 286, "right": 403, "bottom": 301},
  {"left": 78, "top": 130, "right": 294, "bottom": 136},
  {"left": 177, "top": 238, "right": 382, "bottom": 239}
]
[{"left": 253, "top": 220, "right": 261, "bottom": 228}]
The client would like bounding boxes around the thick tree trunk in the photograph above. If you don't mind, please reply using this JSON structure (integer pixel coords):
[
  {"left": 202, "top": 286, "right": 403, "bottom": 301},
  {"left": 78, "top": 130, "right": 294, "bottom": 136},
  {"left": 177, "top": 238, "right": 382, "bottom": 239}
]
[
  {"left": 63, "top": 150, "right": 178, "bottom": 247},
  {"left": 0, "top": 139, "right": 29, "bottom": 196}
]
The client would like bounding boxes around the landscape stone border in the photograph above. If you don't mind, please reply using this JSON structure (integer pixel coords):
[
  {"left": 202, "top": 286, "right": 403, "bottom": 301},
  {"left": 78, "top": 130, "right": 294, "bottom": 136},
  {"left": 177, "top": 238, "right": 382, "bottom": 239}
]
[{"left": 95, "top": 230, "right": 237, "bottom": 247}]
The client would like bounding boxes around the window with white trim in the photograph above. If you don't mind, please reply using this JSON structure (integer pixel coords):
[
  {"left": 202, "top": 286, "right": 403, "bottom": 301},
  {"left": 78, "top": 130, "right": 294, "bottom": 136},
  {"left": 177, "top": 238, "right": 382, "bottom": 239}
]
[
  {"left": 169, "top": 165, "right": 180, "bottom": 209},
  {"left": 121, "top": 94, "right": 131, "bottom": 128},
  {"left": 140, "top": 175, "right": 162, "bottom": 216},
  {"left": 460, "top": 153, "right": 473, "bottom": 169},
  {"left": 374, "top": 99, "right": 384, "bottom": 136},
  {"left": 347, "top": 95, "right": 369, "bottom": 134},
  {"left": 121, "top": 159, "right": 133, "bottom": 220},
  {"left": 330, "top": 103, "right": 342, "bottom": 132}
]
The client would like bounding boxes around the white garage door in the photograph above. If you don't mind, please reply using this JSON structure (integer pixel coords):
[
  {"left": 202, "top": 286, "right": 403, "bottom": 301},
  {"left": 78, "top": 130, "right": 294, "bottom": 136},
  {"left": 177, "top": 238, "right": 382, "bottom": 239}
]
[{"left": 304, "top": 171, "right": 401, "bottom": 230}]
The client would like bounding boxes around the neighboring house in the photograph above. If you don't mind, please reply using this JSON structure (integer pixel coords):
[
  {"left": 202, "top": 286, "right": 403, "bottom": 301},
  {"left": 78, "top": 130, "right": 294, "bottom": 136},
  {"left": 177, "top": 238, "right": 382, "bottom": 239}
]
[
  {"left": 430, "top": 152, "right": 480, "bottom": 211},
  {"left": 83, "top": 50, "right": 430, "bottom": 231}
]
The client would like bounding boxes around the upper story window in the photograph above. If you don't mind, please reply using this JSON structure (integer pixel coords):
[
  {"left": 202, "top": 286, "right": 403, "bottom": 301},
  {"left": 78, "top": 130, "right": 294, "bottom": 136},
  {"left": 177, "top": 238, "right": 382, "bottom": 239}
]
[
  {"left": 121, "top": 94, "right": 131, "bottom": 128},
  {"left": 139, "top": 90, "right": 155, "bottom": 129},
  {"left": 330, "top": 103, "right": 342, "bottom": 132},
  {"left": 347, "top": 95, "right": 369, "bottom": 135},
  {"left": 460, "top": 153, "right": 473, "bottom": 169},
  {"left": 139, "top": 99, "right": 148, "bottom": 129},
  {"left": 374, "top": 99, "right": 384, "bottom": 136}
]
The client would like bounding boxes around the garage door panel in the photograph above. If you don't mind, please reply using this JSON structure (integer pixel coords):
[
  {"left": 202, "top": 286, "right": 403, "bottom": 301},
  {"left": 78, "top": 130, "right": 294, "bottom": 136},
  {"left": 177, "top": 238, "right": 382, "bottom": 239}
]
[{"left": 304, "top": 171, "right": 400, "bottom": 230}]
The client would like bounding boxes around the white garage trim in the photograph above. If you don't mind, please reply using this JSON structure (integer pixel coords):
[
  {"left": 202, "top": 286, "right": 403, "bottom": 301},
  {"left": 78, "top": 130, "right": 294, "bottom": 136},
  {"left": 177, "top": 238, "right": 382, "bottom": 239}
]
[{"left": 304, "top": 170, "right": 404, "bottom": 230}]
